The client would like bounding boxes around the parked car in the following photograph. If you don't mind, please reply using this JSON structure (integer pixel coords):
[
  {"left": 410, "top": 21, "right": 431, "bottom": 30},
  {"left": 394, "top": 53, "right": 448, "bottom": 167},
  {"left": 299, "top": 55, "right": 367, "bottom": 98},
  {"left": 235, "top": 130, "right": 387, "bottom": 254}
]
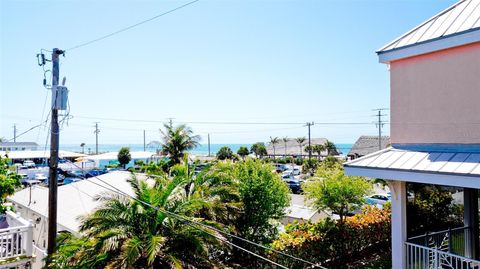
[
  {"left": 285, "top": 179, "right": 302, "bottom": 194},
  {"left": 283, "top": 168, "right": 301, "bottom": 176},
  {"left": 34, "top": 173, "right": 47, "bottom": 182},
  {"left": 365, "top": 193, "right": 391, "bottom": 206},
  {"left": 274, "top": 164, "right": 288, "bottom": 173},
  {"left": 23, "top": 160, "right": 35, "bottom": 168}
]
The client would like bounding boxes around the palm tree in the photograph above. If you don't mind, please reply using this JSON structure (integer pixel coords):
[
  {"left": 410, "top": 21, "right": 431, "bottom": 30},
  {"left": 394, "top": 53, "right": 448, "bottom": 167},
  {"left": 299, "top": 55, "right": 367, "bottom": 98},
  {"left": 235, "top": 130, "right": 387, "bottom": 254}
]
[
  {"left": 324, "top": 140, "right": 337, "bottom": 156},
  {"left": 295, "top": 137, "right": 306, "bottom": 158},
  {"left": 51, "top": 173, "right": 223, "bottom": 268},
  {"left": 160, "top": 124, "right": 200, "bottom": 164},
  {"left": 282, "top": 137, "right": 288, "bottom": 158},
  {"left": 269, "top": 136, "right": 279, "bottom": 159},
  {"left": 313, "top": 144, "right": 325, "bottom": 160},
  {"left": 80, "top": 143, "right": 85, "bottom": 154}
]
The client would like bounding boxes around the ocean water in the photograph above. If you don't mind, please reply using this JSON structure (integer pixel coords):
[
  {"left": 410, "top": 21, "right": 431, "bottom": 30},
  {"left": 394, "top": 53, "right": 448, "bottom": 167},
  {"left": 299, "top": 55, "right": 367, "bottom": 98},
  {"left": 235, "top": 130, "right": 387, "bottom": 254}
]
[{"left": 61, "top": 143, "right": 354, "bottom": 156}]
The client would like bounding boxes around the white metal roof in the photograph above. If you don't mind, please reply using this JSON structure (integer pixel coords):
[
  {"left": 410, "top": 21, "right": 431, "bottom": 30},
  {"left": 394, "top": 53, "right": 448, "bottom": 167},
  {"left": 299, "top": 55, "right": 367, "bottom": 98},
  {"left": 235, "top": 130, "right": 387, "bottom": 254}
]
[
  {"left": 0, "top": 150, "right": 86, "bottom": 159},
  {"left": 7, "top": 171, "right": 146, "bottom": 233},
  {"left": 377, "top": 0, "right": 480, "bottom": 62},
  {"left": 345, "top": 148, "right": 480, "bottom": 188},
  {"left": 85, "top": 151, "right": 155, "bottom": 160}
]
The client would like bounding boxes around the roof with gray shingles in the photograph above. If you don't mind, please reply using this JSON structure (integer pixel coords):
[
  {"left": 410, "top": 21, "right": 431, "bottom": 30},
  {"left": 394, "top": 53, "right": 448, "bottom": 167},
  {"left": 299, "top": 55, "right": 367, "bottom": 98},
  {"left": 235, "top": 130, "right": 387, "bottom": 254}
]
[
  {"left": 347, "top": 136, "right": 390, "bottom": 157},
  {"left": 378, "top": 0, "right": 480, "bottom": 53}
]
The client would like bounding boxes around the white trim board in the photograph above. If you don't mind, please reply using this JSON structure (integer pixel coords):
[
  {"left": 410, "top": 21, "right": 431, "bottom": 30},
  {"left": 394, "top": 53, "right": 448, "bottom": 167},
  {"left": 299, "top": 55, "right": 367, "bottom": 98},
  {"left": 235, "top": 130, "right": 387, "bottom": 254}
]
[
  {"left": 345, "top": 166, "right": 480, "bottom": 189},
  {"left": 378, "top": 29, "right": 480, "bottom": 63}
]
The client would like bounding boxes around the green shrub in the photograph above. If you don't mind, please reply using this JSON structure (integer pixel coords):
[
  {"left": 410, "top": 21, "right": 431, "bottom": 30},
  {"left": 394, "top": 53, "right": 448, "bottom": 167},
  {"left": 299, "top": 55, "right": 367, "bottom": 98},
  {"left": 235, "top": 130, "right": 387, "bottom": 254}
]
[
  {"left": 271, "top": 206, "right": 391, "bottom": 268},
  {"left": 294, "top": 158, "right": 303, "bottom": 165}
]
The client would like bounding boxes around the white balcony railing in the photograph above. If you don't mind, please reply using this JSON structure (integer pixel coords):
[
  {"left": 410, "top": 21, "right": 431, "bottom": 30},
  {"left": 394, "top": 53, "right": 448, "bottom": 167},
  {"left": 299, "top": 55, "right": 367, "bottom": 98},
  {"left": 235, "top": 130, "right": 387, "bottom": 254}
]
[
  {"left": 0, "top": 211, "right": 33, "bottom": 262},
  {"left": 406, "top": 242, "right": 480, "bottom": 269}
]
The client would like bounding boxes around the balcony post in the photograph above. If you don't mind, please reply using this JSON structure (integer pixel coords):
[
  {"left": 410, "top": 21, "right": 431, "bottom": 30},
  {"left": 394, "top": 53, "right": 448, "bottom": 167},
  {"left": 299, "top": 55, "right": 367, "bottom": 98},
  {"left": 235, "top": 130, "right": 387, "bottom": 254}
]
[
  {"left": 25, "top": 223, "right": 33, "bottom": 257},
  {"left": 388, "top": 180, "right": 407, "bottom": 269},
  {"left": 464, "top": 188, "right": 479, "bottom": 259}
]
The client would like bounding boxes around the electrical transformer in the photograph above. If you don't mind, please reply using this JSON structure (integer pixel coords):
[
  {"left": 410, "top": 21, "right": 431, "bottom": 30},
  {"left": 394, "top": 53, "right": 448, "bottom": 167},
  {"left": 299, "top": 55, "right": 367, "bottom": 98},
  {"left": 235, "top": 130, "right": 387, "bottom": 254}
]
[{"left": 51, "top": 85, "right": 69, "bottom": 110}]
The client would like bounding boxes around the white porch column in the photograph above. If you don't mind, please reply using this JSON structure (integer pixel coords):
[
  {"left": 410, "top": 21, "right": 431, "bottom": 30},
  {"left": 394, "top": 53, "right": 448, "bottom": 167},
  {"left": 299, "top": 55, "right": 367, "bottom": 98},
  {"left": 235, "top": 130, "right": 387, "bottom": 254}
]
[{"left": 388, "top": 180, "right": 407, "bottom": 269}]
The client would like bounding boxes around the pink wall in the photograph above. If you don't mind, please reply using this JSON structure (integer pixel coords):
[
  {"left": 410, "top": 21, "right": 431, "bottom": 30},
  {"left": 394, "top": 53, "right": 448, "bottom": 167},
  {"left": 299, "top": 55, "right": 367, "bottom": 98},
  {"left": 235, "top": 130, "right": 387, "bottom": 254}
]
[{"left": 390, "top": 42, "right": 480, "bottom": 144}]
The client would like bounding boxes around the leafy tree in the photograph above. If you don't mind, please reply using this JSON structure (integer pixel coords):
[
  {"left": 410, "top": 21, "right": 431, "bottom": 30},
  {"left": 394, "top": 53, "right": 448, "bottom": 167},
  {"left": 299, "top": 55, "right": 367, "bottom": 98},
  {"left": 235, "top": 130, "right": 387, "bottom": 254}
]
[
  {"left": 237, "top": 146, "right": 249, "bottom": 160},
  {"left": 295, "top": 137, "right": 306, "bottom": 158},
  {"left": 318, "top": 155, "right": 342, "bottom": 171},
  {"left": 206, "top": 159, "right": 290, "bottom": 266},
  {"left": 407, "top": 184, "right": 463, "bottom": 236},
  {"left": 304, "top": 170, "right": 371, "bottom": 224},
  {"left": 216, "top": 146, "right": 233, "bottom": 160},
  {"left": 250, "top": 142, "right": 267, "bottom": 158},
  {"left": 235, "top": 160, "right": 290, "bottom": 242},
  {"left": 0, "top": 157, "right": 21, "bottom": 213},
  {"left": 269, "top": 136, "right": 279, "bottom": 159},
  {"left": 303, "top": 158, "right": 319, "bottom": 176},
  {"left": 117, "top": 147, "right": 131, "bottom": 168},
  {"left": 160, "top": 124, "right": 200, "bottom": 164}
]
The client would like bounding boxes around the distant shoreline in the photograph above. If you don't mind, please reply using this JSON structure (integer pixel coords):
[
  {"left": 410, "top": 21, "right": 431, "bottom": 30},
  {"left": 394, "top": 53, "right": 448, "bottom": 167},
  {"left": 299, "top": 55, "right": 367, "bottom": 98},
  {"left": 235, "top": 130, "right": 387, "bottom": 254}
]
[{"left": 59, "top": 143, "right": 354, "bottom": 156}]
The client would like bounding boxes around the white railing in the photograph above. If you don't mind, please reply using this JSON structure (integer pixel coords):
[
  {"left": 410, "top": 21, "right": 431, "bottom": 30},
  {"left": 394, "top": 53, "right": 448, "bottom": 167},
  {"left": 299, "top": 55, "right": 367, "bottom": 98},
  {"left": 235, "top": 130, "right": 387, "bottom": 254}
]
[
  {"left": 0, "top": 211, "right": 33, "bottom": 261},
  {"left": 406, "top": 242, "right": 480, "bottom": 269},
  {"left": 32, "top": 244, "right": 47, "bottom": 269}
]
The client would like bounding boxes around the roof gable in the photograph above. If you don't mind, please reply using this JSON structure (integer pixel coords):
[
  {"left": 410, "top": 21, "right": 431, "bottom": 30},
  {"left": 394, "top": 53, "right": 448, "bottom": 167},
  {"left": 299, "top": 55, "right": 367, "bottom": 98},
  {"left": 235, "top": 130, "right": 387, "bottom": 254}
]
[
  {"left": 377, "top": 0, "right": 480, "bottom": 63},
  {"left": 348, "top": 136, "right": 390, "bottom": 157}
]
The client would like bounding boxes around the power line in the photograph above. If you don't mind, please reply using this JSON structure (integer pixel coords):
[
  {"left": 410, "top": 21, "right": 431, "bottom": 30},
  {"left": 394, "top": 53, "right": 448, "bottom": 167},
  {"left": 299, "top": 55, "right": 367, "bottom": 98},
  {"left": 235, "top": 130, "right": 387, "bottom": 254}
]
[
  {"left": 66, "top": 0, "right": 200, "bottom": 51},
  {"left": 6, "top": 123, "right": 46, "bottom": 142},
  {"left": 62, "top": 159, "right": 325, "bottom": 268},
  {"left": 72, "top": 115, "right": 375, "bottom": 125}
]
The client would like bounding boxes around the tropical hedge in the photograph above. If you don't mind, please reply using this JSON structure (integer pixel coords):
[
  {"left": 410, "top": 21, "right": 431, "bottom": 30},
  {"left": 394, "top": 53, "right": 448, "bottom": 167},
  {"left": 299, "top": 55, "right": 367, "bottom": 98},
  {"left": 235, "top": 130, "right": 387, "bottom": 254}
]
[{"left": 271, "top": 206, "right": 391, "bottom": 268}]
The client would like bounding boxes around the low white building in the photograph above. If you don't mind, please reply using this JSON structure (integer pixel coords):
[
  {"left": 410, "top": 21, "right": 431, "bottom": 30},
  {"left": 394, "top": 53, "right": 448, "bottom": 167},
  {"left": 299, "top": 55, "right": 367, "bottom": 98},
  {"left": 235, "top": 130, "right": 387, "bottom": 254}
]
[
  {"left": 0, "top": 142, "right": 38, "bottom": 152},
  {"left": 7, "top": 171, "right": 145, "bottom": 260}
]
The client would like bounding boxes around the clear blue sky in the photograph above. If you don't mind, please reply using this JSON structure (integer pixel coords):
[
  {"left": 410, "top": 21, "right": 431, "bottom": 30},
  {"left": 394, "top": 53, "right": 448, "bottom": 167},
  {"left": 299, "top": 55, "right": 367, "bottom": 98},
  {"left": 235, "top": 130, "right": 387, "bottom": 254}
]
[{"left": 0, "top": 0, "right": 455, "bottom": 146}]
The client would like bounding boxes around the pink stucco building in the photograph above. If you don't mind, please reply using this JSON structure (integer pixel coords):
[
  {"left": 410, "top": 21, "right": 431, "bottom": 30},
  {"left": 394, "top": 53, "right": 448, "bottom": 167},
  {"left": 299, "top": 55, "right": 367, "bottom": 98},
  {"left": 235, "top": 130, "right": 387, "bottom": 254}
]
[{"left": 345, "top": 1, "right": 480, "bottom": 268}]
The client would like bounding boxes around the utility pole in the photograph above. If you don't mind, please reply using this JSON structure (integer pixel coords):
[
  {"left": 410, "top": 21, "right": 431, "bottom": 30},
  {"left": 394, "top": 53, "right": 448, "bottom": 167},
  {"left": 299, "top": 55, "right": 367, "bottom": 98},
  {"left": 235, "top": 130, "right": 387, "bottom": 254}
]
[
  {"left": 94, "top": 122, "right": 100, "bottom": 154},
  {"left": 13, "top": 124, "right": 17, "bottom": 142},
  {"left": 373, "top": 108, "right": 388, "bottom": 151},
  {"left": 47, "top": 48, "right": 63, "bottom": 257},
  {"left": 207, "top": 133, "right": 211, "bottom": 157},
  {"left": 143, "top": 130, "right": 146, "bottom": 151},
  {"left": 305, "top": 122, "right": 314, "bottom": 159}
]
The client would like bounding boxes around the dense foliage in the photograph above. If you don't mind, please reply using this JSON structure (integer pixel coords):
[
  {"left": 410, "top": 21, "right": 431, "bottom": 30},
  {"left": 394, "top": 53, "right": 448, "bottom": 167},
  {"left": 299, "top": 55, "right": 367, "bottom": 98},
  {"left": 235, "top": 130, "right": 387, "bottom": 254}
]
[
  {"left": 0, "top": 157, "right": 21, "bottom": 213},
  {"left": 407, "top": 183, "right": 463, "bottom": 236},
  {"left": 271, "top": 206, "right": 391, "bottom": 268},
  {"left": 236, "top": 146, "right": 249, "bottom": 159},
  {"left": 250, "top": 143, "right": 267, "bottom": 158},
  {"left": 216, "top": 146, "right": 234, "bottom": 160},
  {"left": 117, "top": 147, "right": 131, "bottom": 168},
  {"left": 51, "top": 158, "right": 290, "bottom": 268}
]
